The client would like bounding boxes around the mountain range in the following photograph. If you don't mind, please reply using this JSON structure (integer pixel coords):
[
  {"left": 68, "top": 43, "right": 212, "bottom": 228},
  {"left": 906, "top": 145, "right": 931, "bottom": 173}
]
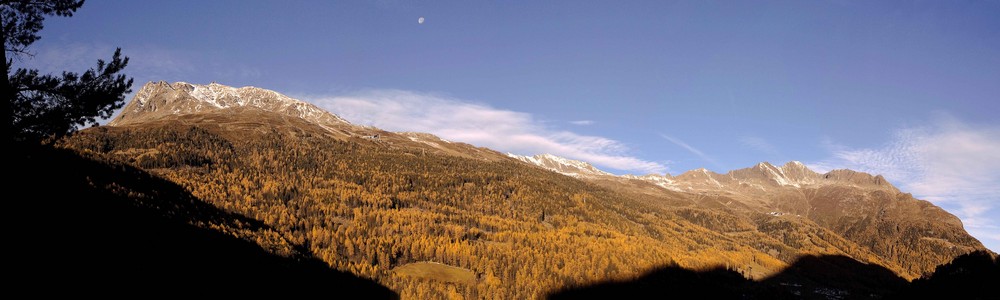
[{"left": 58, "top": 81, "right": 992, "bottom": 298}]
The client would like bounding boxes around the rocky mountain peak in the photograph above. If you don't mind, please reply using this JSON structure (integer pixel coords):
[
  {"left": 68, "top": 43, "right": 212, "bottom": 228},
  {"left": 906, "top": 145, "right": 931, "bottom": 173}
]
[
  {"left": 718, "top": 161, "right": 819, "bottom": 188},
  {"left": 822, "top": 169, "right": 898, "bottom": 191},
  {"left": 507, "top": 153, "right": 612, "bottom": 177},
  {"left": 109, "top": 81, "right": 348, "bottom": 129},
  {"left": 780, "top": 161, "right": 820, "bottom": 182}
]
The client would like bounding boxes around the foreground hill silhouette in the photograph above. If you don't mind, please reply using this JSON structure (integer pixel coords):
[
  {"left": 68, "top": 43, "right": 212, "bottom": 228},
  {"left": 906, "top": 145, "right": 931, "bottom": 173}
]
[
  {"left": 547, "top": 254, "right": 903, "bottom": 299},
  {"left": 549, "top": 252, "right": 998, "bottom": 299},
  {"left": 9, "top": 143, "right": 397, "bottom": 298},
  {"left": 896, "top": 250, "right": 1000, "bottom": 300}
]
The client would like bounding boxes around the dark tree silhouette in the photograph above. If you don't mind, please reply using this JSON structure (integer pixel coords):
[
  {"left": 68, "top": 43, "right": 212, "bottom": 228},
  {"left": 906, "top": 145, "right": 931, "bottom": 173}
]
[{"left": 2, "top": 0, "right": 132, "bottom": 142}]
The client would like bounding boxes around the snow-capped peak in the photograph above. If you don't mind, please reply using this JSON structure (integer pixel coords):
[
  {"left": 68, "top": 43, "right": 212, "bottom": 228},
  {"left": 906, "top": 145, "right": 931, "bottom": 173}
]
[
  {"left": 507, "top": 153, "right": 613, "bottom": 177},
  {"left": 621, "top": 173, "right": 683, "bottom": 191},
  {"left": 507, "top": 153, "right": 893, "bottom": 194},
  {"left": 110, "top": 81, "right": 349, "bottom": 129}
]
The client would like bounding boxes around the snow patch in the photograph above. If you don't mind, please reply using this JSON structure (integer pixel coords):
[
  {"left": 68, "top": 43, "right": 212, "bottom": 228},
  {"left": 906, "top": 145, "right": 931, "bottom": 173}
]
[
  {"left": 623, "top": 174, "right": 683, "bottom": 191},
  {"left": 758, "top": 162, "right": 799, "bottom": 187},
  {"left": 508, "top": 153, "right": 613, "bottom": 177}
]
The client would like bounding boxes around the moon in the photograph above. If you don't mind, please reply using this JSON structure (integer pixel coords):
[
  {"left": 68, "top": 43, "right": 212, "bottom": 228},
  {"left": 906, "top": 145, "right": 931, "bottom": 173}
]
[{"left": 418, "top": 17, "right": 425, "bottom": 24}]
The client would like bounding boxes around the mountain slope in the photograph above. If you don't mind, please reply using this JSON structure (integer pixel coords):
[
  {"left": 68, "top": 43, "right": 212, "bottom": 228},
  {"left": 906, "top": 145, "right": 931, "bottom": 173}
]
[
  {"left": 11, "top": 143, "right": 396, "bottom": 297},
  {"left": 59, "top": 81, "right": 990, "bottom": 297},
  {"left": 514, "top": 153, "right": 985, "bottom": 279}
]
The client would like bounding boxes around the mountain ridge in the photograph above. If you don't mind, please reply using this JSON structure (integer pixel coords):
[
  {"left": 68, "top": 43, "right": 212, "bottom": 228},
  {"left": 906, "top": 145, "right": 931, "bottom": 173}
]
[
  {"left": 111, "top": 81, "right": 509, "bottom": 162},
  {"left": 506, "top": 153, "right": 613, "bottom": 177},
  {"left": 111, "top": 81, "right": 916, "bottom": 194},
  {"left": 111, "top": 81, "right": 349, "bottom": 129},
  {"left": 75, "top": 81, "right": 988, "bottom": 296},
  {"left": 510, "top": 152, "right": 899, "bottom": 194}
]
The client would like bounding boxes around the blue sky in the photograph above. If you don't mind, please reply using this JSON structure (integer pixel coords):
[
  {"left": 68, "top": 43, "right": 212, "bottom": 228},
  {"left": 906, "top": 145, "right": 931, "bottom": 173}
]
[{"left": 21, "top": 1, "right": 999, "bottom": 251}]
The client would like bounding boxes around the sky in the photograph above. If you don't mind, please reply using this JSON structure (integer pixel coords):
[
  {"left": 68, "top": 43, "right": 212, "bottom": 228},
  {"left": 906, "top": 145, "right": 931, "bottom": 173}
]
[{"left": 18, "top": 1, "right": 999, "bottom": 251}]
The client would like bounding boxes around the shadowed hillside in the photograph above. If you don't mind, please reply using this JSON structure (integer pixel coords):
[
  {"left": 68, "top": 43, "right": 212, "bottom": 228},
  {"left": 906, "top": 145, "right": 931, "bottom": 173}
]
[
  {"left": 549, "top": 252, "right": 998, "bottom": 300},
  {"left": 547, "top": 264, "right": 784, "bottom": 299},
  {"left": 547, "top": 255, "right": 901, "bottom": 299},
  {"left": 759, "top": 255, "right": 907, "bottom": 299},
  {"left": 9, "top": 143, "right": 397, "bottom": 298},
  {"left": 894, "top": 250, "right": 1000, "bottom": 300}
]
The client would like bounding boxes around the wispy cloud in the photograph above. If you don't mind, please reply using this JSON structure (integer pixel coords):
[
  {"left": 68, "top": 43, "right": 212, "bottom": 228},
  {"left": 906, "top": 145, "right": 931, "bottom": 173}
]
[
  {"left": 740, "top": 136, "right": 782, "bottom": 158},
  {"left": 660, "top": 134, "right": 723, "bottom": 169},
  {"left": 14, "top": 43, "right": 107, "bottom": 72},
  {"left": 18, "top": 43, "right": 196, "bottom": 82},
  {"left": 570, "top": 120, "right": 594, "bottom": 125},
  {"left": 306, "top": 90, "right": 667, "bottom": 174},
  {"left": 809, "top": 117, "right": 1000, "bottom": 252}
]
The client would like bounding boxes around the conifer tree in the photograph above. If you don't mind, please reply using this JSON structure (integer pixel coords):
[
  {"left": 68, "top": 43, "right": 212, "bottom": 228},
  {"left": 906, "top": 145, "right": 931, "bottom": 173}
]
[{"left": 3, "top": 0, "right": 132, "bottom": 142}]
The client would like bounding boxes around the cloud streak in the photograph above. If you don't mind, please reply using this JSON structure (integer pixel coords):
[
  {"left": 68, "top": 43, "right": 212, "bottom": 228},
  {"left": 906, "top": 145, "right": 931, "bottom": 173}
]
[
  {"left": 306, "top": 90, "right": 667, "bottom": 174},
  {"left": 570, "top": 120, "right": 594, "bottom": 125},
  {"left": 809, "top": 117, "right": 1000, "bottom": 252},
  {"left": 660, "top": 134, "right": 723, "bottom": 169}
]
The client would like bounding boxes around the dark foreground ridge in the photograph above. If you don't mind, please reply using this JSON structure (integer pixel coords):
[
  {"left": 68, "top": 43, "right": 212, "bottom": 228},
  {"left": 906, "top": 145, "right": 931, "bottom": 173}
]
[
  {"left": 9, "top": 143, "right": 397, "bottom": 298},
  {"left": 9, "top": 141, "right": 997, "bottom": 298},
  {"left": 548, "top": 251, "right": 999, "bottom": 299}
]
